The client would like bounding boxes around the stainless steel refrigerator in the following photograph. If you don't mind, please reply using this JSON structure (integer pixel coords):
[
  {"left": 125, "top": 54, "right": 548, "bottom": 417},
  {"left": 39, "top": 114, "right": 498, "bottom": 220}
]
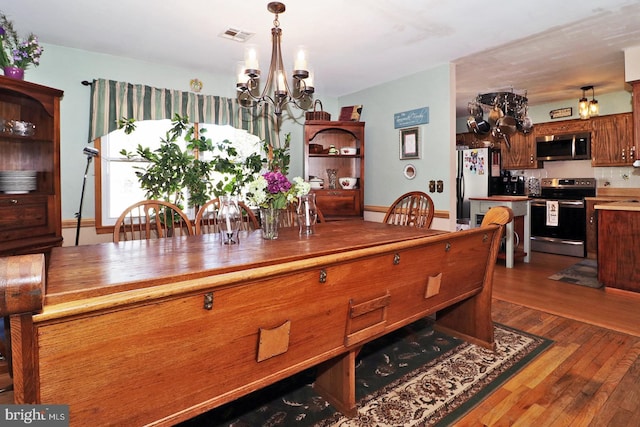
[{"left": 456, "top": 147, "right": 501, "bottom": 228}]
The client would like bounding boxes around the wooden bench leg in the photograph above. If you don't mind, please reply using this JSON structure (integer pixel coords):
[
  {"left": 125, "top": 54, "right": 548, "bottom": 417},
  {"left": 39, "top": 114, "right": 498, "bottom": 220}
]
[
  {"left": 435, "top": 291, "right": 495, "bottom": 351},
  {"left": 314, "top": 348, "right": 359, "bottom": 417}
]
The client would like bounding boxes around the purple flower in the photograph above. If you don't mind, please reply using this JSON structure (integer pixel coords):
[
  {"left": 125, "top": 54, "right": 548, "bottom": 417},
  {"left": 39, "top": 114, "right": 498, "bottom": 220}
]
[
  {"left": 0, "top": 27, "right": 5, "bottom": 36},
  {"left": 263, "top": 171, "right": 292, "bottom": 195}
]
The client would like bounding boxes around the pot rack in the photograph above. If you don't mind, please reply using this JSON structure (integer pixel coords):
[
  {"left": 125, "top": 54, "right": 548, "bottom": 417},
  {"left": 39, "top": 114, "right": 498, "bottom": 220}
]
[
  {"left": 475, "top": 91, "right": 528, "bottom": 118},
  {"left": 467, "top": 90, "right": 532, "bottom": 148}
]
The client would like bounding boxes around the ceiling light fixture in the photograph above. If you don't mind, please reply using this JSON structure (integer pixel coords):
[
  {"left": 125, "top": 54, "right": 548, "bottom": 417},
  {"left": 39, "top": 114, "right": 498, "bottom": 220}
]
[
  {"left": 579, "top": 85, "right": 599, "bottom": 120},
  {"left": 236, "top": 2, "right": 315, "bottom": 119}
]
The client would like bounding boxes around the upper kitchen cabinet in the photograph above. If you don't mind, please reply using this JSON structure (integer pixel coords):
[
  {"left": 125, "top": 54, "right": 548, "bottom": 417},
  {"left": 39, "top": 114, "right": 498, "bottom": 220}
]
[
  {"left": 304, "top": 121, "right": 365, "bottom": 219},
  {"left": 533, "top": 118, "right": 591, "bottom": 136},
  {"left": 456, "top": 132, "right": 477, "bottom": 147},
  {"left": 590, "top": 112, "right": 635, "bottom": 166},
  {"left": 0, "top": 76, "right": 63, "bottom": 257},
  {"left": 502, "top": 132, "right": 539, "bottom": 169}
]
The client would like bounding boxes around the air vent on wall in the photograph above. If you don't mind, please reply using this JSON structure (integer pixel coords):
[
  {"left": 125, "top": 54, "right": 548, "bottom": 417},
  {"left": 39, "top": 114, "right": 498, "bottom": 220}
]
[{"left": 219, "top": 28, "right": 254, "bottom": 42}]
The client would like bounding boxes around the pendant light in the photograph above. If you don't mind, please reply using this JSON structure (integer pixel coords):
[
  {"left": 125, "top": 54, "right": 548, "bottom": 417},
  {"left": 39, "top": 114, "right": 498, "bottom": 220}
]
[{"left": 579, "top": 85, "right": 599, "bottom": 119}]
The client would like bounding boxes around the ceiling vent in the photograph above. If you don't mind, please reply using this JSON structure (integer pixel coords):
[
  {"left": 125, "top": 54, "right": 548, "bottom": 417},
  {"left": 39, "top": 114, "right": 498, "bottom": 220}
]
[{"left": 220, "top": 28, "right": 254, "bottom": 42}]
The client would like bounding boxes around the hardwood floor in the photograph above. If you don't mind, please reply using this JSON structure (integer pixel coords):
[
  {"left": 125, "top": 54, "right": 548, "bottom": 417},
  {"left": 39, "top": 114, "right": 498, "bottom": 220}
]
[
  {"left": 458, "top": 252, "right": 640, "bottom": 426},
  {"left": 1, "top": 252, "right": 638, "bottom": 426}
]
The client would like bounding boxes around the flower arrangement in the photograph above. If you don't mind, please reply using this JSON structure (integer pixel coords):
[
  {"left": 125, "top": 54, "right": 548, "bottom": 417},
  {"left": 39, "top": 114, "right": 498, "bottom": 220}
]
[
  {"left": 0, "top": 12, "right": 43, "bottom": 70},
  {"left": 246, "top": 171, "right": 310, "bottom": 210}
]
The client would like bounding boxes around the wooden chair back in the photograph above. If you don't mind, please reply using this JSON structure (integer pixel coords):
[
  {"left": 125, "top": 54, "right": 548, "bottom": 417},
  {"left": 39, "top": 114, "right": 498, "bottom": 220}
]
[
  {"left": 113, "top": 200, "right": 193, "bottom": 242},
  {"left": 194, "top": 198, "right": 260, "bottom": 235},
  {"left": 481, "top": 205, "right": 514, "bottom": 227},
  {"left": 383, "top": 191, "right": 435, "bottom": 228},
  {"left": 279, "top": 202, "right": 326, "bottom": 227}
]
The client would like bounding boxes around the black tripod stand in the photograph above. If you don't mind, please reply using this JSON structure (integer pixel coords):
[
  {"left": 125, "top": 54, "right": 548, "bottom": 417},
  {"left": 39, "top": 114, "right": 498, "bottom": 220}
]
[{"left": 75, "top": 146, "right": 99, "bottom": 246}]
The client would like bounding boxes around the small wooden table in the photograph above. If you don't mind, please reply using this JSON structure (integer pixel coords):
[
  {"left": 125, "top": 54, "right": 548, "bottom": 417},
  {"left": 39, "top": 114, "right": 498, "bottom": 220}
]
[
  {"left": 470, "top": 196, "right": 531, "bottom": 268},
  {"left": 6, "top": 220, "right": 505, "bottom": 426}
]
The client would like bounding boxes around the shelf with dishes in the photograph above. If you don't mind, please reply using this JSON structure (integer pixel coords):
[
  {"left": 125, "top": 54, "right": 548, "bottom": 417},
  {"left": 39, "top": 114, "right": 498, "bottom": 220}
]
[{"left": 304, "top": 121, "right": 365, "bottom": 218}]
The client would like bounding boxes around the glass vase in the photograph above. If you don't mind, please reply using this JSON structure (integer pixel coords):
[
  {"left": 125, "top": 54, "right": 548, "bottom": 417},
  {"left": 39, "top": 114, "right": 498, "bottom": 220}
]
[
  {"left": 260, "top": 205, "right": 281, "bottom": 240},
  {"left": 3, "top": 66, "right": 24, "bottom": 80},
  {"left": 218, "top": 195, "right": 241, "bottom": 244},
  {"left": 296, "top": 193, "right": 318, "bottom": 236},
  {"left": 326, "top": 168, "right": 338, "bottom": 189}
]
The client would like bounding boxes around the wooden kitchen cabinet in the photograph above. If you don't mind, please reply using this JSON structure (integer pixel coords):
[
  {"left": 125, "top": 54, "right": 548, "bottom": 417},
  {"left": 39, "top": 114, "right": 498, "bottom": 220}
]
[
  {"left": 0, "top": 76, "right": 63, "bottom": 257},
  {"left": 585, "top": 197, "right": 625, "bottom": 259},
  {"left": 304, "top": 121, "right": 365, "bottom": 218},
  {"left": 590, "top": 113, "right": 635, "bottom": 166},
  {"left": 533, "top": 118, "right": 591, "bottom": 136},
  {"left": 502, "top": 131, "right": 539, "bottom": 169},
  {"left": 596, "top": 204, "right": 640, "bottom": 292},
  {"left": 456, "top": 132, "right": 477, "bottom": 146}
]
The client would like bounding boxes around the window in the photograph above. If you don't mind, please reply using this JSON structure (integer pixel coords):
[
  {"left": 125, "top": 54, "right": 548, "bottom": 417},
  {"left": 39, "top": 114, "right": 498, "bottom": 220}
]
[{"left": 96, "top": 120, "right": 262, "bottom": 232}]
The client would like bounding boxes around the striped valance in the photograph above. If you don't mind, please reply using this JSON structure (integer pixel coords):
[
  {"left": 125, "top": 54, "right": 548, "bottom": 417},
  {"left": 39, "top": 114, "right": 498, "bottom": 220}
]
[{"left": 88, "top": 78, "right": 275, "bottom": 146}]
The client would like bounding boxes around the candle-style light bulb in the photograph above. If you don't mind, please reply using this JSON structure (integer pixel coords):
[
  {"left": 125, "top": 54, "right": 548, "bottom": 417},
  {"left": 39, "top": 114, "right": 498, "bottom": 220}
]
[
  {"left": 276, "top": 71, "right": 286, "bottom": 94},
  {"left": 294, "top": 47, "right": 308, "bottom": 72},
  {"left": 244, "top": 46, "right": 260, "bottom": 77}
]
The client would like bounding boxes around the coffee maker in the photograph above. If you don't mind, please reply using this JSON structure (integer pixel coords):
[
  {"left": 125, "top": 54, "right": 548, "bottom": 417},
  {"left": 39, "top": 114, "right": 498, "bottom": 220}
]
[{"left": 503, "top": 175, "right": 526, "bottom": 195}]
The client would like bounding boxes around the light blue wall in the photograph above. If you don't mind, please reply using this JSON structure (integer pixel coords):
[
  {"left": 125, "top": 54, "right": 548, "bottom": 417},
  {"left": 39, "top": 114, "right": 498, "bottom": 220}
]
[
  {"left": 339, "top": 64, "right": 455, "bottom": 221},
  {"left": 23, "top": 43, "right": 456, "bottom": 225},
  {"left": 24, "top": 43, "right": 340, "bottom": 220}
]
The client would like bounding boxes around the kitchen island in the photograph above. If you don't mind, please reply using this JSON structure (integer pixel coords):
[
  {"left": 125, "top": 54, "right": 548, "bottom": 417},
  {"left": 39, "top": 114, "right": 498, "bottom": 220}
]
[
  {"left": 470, "top": 196, "right": 530, "bottom": 268},
  {"left": 595, "top": 201, "right": 640, "bottom": 292},
  {"left": 3, "top": 218, "right": 509, "bottom": 426}
]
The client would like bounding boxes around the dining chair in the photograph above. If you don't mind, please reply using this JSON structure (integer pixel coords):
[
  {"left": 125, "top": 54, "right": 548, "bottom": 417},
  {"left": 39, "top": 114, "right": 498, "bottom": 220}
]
[
  {"left": 194, "top": 198, "right": 260, "bottom": 235},
  {"left": 113, "top": 200, "right": 194, "bottom": 242},
  {"left": 383, "top": 191, "right": 435, "bottom": 228}
]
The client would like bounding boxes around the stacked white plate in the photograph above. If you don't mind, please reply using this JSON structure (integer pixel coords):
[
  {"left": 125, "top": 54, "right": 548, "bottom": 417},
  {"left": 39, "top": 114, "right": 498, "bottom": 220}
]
[{"left": 0, "top": 170, "right": 37, "bottom": 194}]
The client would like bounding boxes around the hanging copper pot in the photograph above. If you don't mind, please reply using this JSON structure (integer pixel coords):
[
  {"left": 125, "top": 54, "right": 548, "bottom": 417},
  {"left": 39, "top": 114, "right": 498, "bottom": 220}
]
[{"left": 488, "top": 105, "right": 504, "bottom": 126}]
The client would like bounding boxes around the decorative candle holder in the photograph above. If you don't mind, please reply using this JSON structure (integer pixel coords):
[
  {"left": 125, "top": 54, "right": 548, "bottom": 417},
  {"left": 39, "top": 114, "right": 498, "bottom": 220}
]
[
  {"left": 218, "top": 195, "right": 241, "bottom": 244},
  {"left": 296, "top": 193, "right": 318, "bottom": 236}
]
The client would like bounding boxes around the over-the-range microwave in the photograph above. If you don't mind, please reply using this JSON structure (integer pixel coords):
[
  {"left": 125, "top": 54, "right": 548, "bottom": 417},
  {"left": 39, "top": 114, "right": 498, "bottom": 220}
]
[{"left": 535, "top": 132, "right": 591, "bottom": 161}]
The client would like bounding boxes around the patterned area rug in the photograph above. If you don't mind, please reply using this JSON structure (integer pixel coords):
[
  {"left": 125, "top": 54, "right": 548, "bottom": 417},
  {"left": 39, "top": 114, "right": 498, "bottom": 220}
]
[
  {"left": 548, "top": 259, "right": 602, "bottom": 288},
  {"left": 180, "top": 319, "right": 552, "bottom": 427}
]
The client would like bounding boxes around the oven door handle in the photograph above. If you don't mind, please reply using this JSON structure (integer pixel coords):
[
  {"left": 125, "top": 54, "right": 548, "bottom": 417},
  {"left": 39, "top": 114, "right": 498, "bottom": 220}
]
[{"left": 531, "top": 199, "right": 585, "bottom": 208}]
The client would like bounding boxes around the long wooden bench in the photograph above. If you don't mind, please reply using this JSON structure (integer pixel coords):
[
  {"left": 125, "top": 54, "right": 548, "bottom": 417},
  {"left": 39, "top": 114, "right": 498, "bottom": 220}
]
[{"left": 0, "top": 208, "right": 512, "bottom": 426}]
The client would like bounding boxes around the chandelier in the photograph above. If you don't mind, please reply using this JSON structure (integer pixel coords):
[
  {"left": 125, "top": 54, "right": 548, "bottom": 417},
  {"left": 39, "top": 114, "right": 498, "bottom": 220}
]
[
  {"left": 578, "top": 85, "right": 599, "bottom": 120},
  {"left": 466, "top": 90, "right": 532, "bottom": 147},
  {"left": 236, "top": 2, "right": 315, "bottom": 117}
]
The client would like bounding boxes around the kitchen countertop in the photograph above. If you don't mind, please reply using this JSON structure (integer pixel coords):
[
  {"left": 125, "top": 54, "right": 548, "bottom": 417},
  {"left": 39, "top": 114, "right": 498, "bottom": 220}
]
[
  {"left": 469, "top": 196, "right": 530, "bottom": 201},
  {"left": 594, "top": 201, "right": 640, "bottom": 212}
]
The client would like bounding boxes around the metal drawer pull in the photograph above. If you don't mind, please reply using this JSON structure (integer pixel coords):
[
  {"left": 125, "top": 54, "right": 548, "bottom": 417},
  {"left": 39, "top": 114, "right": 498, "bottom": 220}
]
[
  {"left": 393, "top": 253, "right": 400, "bottom": 265},
  {"left": 319, "top": 269, "right": 327, "bottom": 283},
  {"left": 203, "top": 292, "right": 213, "bottom": 310}
]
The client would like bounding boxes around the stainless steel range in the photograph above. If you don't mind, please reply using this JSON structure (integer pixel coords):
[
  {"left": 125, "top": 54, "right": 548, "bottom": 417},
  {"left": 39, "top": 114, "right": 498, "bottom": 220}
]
[{"left": 529, "top": 178, "right": 596, "bottom": 257}]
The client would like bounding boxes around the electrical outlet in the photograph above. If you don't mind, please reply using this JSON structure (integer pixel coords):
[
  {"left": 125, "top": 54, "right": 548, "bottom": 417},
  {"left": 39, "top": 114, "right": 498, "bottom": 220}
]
[
  {"left": 428, "top": 180, "right": 436, "bottom": 192},
  {"left": 436, "top": 180, "right": 444, "bottom": 193}
]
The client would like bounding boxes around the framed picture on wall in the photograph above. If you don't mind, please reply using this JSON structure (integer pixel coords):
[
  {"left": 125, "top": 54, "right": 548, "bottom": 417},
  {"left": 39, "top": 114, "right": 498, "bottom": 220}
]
[{"left": 399, "top": 127, "right": 420, "bottom": 159}]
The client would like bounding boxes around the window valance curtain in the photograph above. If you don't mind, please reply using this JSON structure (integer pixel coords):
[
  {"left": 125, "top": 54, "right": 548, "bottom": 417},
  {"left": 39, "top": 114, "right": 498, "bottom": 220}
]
[{"left": 88, "top": 78, "right": 275, "bottom": 146}]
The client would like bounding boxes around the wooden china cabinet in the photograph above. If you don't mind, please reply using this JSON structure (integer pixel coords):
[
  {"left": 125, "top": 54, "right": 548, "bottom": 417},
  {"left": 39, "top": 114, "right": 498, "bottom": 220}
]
[
  {"left": 0, "top": 76, "right": 63, "bottom": 257},
  {"left": 303, "top": 120, "right": 365, "bottom": 219}
]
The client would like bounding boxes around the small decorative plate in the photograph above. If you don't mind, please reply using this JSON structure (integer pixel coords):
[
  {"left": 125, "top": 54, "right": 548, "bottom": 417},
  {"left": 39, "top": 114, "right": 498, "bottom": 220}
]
[
  {"left": 190, "top": 78, "right": 203, "bottom": 93},
  {"left": 403, "top": 164, "right": 416, "bottom": 180}
]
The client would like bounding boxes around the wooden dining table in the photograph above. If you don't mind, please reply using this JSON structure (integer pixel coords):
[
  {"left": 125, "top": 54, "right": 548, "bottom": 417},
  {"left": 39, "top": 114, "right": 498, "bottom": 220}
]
[{"left": 5, "top": 219, "right": 506, "bottom": 426}]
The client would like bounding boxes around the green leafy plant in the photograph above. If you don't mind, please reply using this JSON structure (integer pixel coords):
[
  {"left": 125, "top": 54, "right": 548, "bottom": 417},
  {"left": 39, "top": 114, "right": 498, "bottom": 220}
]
[
  {"left": 119, "top": 114, "right": 264, "bottom": 209},
  {"left": 265, "top": 133, "right": 291, "bottom": 175}
]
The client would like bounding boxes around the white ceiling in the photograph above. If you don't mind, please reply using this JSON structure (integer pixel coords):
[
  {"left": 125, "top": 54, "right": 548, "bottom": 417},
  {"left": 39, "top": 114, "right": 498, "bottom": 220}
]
[{"left": 4, "top": 1, "right": 640, "bottom": 117}]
